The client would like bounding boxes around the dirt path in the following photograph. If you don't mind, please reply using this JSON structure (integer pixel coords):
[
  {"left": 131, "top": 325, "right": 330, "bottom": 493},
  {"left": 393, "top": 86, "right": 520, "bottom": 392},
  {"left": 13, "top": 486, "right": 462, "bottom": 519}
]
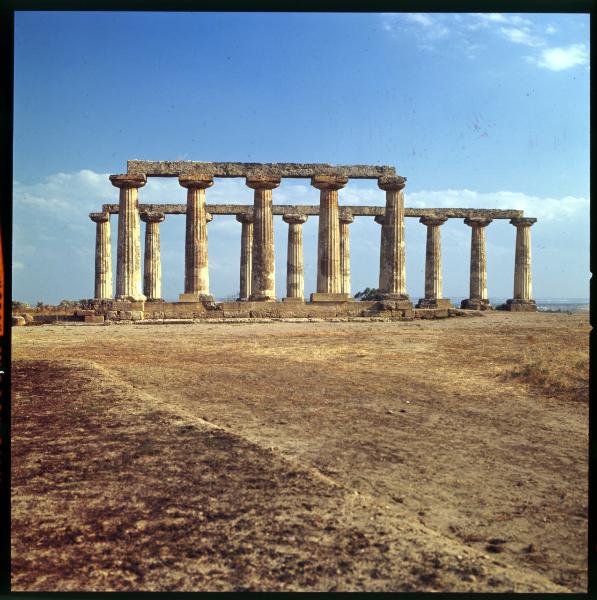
[{"left": 11, "top": 312, "right": 588, "bottom": 591}]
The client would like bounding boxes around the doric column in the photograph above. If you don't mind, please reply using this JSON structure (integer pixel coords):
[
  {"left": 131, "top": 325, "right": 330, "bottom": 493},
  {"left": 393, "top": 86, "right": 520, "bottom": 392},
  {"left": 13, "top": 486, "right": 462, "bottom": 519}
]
[
  {"left": 235, "top": 212, "right": 254, "bottom": 301},
  {"left": 505, "top": 217, "right": 537, "bottom": 311},
  {"left": 339, "top": 212, "right": 353, "bottom": 296},
  {"left": 179, "top": 175, "right": 214, "bottom": 302},
  {"left": 461, "top": 217, "right": 492, "bottom": 310},
  {"left": 311, "top": 174, "right": 350, "bottom": 302},
  {"left": 377, "top": 176, "right": 410, "bottom": 303},
  {"left": 140, "top": 211, "right": 165, "bottom": 302},
  {"left": 416, "top": 216, "right": 451, "bottom": 309},
  {"left": 374, "top": 214, "right": 389, "bottom": 292},
  {"left": 282, "top": 214, "right": 308, "bottom": 302},
  {"left": 247, "top": 176, "right": 280, "bottom": 301},
  {"left": 109, "top": 174, "right": 146, "bottom": 301},
  {"left": 89, "top": 212, "right": 112, "bottom": 300}
]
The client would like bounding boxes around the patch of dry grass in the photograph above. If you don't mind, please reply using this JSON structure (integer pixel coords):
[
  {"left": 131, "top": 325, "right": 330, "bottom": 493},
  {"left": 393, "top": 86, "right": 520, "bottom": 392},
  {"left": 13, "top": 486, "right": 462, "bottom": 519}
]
[{"left": 505, "top": 346, "right": 588, "bottom": 401}]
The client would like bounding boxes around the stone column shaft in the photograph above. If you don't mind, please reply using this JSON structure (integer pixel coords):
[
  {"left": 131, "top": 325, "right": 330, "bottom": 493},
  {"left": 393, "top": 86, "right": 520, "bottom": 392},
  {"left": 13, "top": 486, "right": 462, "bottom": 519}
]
[
  {"left": 110, "top": 174, "right": 146, "bottom": 301},
  {"left": 312, "top": 175, "right": 348, "bottom": 298},
  {"left": 283, "top": 214, "right": 308, "bottom": 301},
  {"left": 374, "top": 215, "right": 389, "bottom": 291},
  {"left": 417, "top": 216, "right": 451, "bottom": 309},
  {"left": 180, "top": 175, "right": 213, "bottom": 300},
  {"left": 461, "top": 217, "right": 492, "bottom": 310},
  {"left": 90, "top": 212, "right": 112, "bottom": 300},
  {"left": 378, "top": 177, "right": 409, "bottom": 300},
  {"left": 141, "top": 212, "right": 165, "bottom": 301},
  {"left": 339, "top": 213, "right": 353, "bottom": 295},
  {"left": 247, "top": 176, "right": 280, "bottom": 301},
  {"left": 236, "top": 213, "right": 254, "bottom": 301},
  {"left": 505, "top": 217, "right": 537, "bottom": 310}
]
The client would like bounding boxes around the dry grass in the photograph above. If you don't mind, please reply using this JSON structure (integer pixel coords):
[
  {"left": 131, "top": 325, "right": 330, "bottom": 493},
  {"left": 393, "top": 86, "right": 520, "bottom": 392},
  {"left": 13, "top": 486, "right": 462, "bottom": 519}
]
[{"left": 11, "top": 312, "right": 589, "bottom": 592}]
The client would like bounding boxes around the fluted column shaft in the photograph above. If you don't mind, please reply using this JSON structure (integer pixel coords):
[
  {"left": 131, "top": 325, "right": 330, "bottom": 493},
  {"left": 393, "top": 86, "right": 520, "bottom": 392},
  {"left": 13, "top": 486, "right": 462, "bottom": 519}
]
[
  {"left": 179, "top": 175, "right": 213, "bottom": 297},
  {"left": 374, "top": 215, "right": 388, "bottom": 291},
  {"left": 110, "top": 174, "right": 146, "bottom": 301},
  {"left": 511, "top": 218, "right": 536, "bottom": 301},
  {"left": 236, "top": 213, "right": 254, "bottom": 301},
  {"left": 140, "top": 212, "right": 165, "bottom": 301},
  {"left": 312, "top": 175, "right": 348, "bottom": 294},
  {"left": 283, "top": 214, "right": 308, "bottom": 300},
  {"left": 247, "top": 177, "right": 280, "bottom": 301},
  {"left": 460, "top": 217, "right": 492, "bottom": 310},
  {"left": 90, "top": 212, "right": 112, "bottom": 300},
  {"left": 421, "top": 216, "right": 447, "bottom": 300},
  {"left": 378, "top": 177, "right": 408, "bottom": 298},
  {"left": 339, "top": 213, "right": 353, "bottom": 295}
]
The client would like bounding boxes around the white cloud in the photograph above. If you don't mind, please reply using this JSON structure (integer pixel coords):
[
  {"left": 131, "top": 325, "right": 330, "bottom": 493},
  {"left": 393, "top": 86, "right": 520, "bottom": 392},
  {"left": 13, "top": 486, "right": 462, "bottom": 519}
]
[
  {"left": 529, "top": 44, "right": 589, "bottom": 71},
  {"left": 545, "top": 25, "right": 557, "bottom": 35},
  {"left": 406, "top": 188, "right": 588, "bottom": 222},
  {"left": 499, "top": 26, "right": 545, "bottom": 47}
]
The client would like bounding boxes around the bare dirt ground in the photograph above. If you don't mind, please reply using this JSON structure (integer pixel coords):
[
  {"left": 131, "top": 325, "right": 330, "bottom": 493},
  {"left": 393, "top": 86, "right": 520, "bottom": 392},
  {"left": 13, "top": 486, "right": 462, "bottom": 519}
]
[{"left": 11, "top": 311, "right": 589, "bottom": 592}]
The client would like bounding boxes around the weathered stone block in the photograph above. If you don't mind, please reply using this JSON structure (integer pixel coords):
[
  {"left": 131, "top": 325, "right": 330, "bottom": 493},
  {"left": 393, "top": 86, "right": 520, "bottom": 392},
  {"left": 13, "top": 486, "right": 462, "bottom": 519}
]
[
  {"left": 310, "top": 293, "right": 351, "bottom": 303},
  {"left": 416, "top": 298, "right": 452, "bottom": 309},
  {"left": 109, "top": 301, "right": 133, "bottom": 311},
  {"left": 105, "top": 311, "right": 118, "bottom": 320},
  {"left": 75, "top": 309, "right": 94, "bottom": 317},
  {"left": 12, "top": 316, "right": 26, "bottom": 326}
]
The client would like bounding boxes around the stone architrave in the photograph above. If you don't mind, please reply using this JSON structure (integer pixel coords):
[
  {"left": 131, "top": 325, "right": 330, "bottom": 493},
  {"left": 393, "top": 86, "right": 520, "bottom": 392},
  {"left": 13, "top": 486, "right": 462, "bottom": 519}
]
[
  {"left": 416, "top": 216, "right": 451, "bottom": 309},
  {"left": 179, "top": 175, "right": 214, "bottom": 302},
  {"left": 247, "top": 176, "right": 280, "bottom": 301},
  {"left": 110, "top": 174, "right": 147, "bottom": 301},
  {"left": 374, "top": 214, "right": 388, "bottom": 292},
  {"left": 282, "top": 214, "right": 308, "bottom": 302},
  {"left": 461, "top": 217, "right": 493, "bottom": 310},
  {"left": 311, "top": 174, "right": 350, "bottom": 302},
  {"left": 339, "top": 212, "right": 354, "bottom": 296},
  {"left": 377, "top": 176, "right": 411, "bottom": 305},
  {"left": 236, "top": 213, "right": 254, "bottom": 301},
  {"left": 89, "top": 212, "right": 112, "bottom": 300},
  {"left": 140, "top": 211, "right": 165, "bottom": 302},
  {"left": 505, "top": 217, "right": 537, "bottom": 311}
]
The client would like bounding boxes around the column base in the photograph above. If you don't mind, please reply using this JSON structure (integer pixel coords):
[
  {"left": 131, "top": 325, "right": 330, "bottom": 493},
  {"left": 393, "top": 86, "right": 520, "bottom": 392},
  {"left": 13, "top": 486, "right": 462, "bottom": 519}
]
[
  {"left": 500, "top": 299, "right": 537, "bottom": 312},
  {"left": 179, "top": 293, "right": 215, "bottom": 303},
  {"left": 249, "top": 294, "right": 277, "bottom": 302},
  {"left": 379, "top": 293, "right": 411, "bottom": 301},
  {"left": 283, "top": 297, "right": 305, "bottom": 303},
  {"left": 310, "top": 293, "right": 351, "bottom": 303},
  {"left": 116, "top": 294, "right": 146, "bottom": 302},
  {"left": 460, "top": 298, "right": 493, "bottom": 311},
  {"left": 416, "top": 298, "right": 452, "bottom": 309}
]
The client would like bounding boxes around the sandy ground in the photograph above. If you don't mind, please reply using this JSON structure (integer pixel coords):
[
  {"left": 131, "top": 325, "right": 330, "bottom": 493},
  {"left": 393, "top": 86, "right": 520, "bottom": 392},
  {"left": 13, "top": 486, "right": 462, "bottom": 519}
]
[{"left": 11, "top": 311, "right": 589, "bottom": 592}]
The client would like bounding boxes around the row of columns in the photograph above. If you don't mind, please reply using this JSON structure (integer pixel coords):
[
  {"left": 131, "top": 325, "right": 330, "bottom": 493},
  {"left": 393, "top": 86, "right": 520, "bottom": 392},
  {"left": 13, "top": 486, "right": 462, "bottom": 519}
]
[{"left": 93, "top": 175, "right": 536, "bottom": 307}]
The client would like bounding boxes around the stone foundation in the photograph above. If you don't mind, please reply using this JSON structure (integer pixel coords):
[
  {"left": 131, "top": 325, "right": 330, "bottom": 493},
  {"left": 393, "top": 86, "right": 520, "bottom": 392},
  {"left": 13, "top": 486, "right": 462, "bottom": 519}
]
[
  {"left": 499, "top": 299, "right": 537, "bottom": 312},
  {"left": 416, "top": 298, "right": 452, "bottom": 309},
  {"left": 12, "top": 300, "right": 477, "bottom": 325},
  {"left": 460, "top": 298, "right": 493, "bottom": 311}
]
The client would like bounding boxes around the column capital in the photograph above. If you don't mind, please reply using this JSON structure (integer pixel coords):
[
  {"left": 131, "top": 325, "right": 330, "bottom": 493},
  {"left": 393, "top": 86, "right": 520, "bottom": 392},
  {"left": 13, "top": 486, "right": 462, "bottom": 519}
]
[
  {"left": 179, "top": 174, "right": 214, "bottom": 189},
  {"left": 283, "top": 213, "right": 308, "bottom": 225},
  {"left": 109, "top": 174, "right": 146, "bottom": 189},
  {"left": 510, "top": 217, "right": 537, "bottom": 227},
  {"left": 236, "top": 212, "right": 254, "bottom": 224},
  {"left": 464, "top": 217, "right": 492, "bottom": 228},
  {"left": 378, "top": 175, "right": 407, "bottom": 192},
  {"left": 339, "top": 211, "right": 354, "bottom": 224},
  {"left": 90, "top": 212, "right": 110, "bottom": 223},
  {"left": 140, "top": 211, "right": 165, "bottom": 224},
  {"left": 246, "top": 176, "right": 281, "bottom": 190},
  {"left": 420, "top": 215, "right": 448, "bottom": 227},
  {"left": 311, "top": 174, "right": 348, "bottom": 191},
  {"left": 374, "top": 215, "right": 385, "bottom": 225},
  {"left": 206, "top": 212, "right": 213, "bottom": 223}
]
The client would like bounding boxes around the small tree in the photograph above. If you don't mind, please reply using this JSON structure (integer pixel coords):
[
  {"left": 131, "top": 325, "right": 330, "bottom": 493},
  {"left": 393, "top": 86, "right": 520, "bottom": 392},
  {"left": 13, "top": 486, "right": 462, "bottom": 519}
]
[
  {"left": 12, "top": 300, "right": 29, "bottom": 310},
  {"left": 354, "top": 287, "right": 383, "bottom": 301}
]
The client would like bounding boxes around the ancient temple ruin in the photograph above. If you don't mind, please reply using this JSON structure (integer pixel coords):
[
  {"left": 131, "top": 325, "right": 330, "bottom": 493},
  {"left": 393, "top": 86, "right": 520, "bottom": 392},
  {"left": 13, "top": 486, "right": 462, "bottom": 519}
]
[{"left": 88, "top": 161, "right": 537, "bottom": 320}]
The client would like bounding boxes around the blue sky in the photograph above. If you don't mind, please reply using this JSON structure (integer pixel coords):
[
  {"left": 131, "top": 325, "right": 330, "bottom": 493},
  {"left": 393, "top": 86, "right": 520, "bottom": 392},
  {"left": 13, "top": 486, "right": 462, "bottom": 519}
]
[{"left": 13, "top": 11, "right": 589, "bottom": 303}]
